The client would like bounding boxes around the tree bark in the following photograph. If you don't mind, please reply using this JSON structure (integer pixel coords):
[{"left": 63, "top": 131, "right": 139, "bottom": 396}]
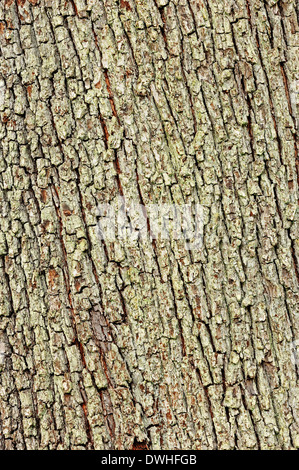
[{"left": 0, "top": 0, "right": 298, "bottom": 450}]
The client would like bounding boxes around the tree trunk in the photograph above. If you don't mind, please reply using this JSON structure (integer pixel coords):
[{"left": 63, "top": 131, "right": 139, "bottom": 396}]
[{"left": 0, "top": 0, "right": 298, "bottom": 450}]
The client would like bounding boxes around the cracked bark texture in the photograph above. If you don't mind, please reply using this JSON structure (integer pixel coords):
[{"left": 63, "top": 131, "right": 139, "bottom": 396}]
[{"left": 0, "top": 0, "right": 298, "bottom": 450}]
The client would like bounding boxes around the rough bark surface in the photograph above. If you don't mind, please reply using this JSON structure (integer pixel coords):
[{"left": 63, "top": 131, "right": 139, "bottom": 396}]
[{"left": 0, "top": 0, "right": 298, "bottom": 450}]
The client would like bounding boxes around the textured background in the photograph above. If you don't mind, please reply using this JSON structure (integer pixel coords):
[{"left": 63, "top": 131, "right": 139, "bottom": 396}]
[{"left": 0, "top": 0, "right": 298, "bottom": 450}]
